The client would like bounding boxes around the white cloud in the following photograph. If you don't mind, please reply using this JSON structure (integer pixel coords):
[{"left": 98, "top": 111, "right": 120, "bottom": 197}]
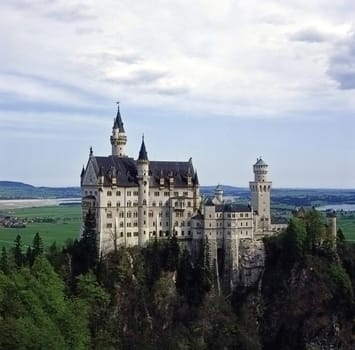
[{"left": 0, "top": 0, "right": 354, "bottom": 120}]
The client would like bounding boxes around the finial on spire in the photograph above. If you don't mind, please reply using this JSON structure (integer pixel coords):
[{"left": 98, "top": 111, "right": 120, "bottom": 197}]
[{"left": 90, "top": 146, "right": 93, "bottom": 156}]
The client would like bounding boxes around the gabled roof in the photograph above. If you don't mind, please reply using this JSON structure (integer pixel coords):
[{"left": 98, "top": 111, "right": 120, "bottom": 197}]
[
  {"left": 88, "top": 156, "right": 198, "bottom": 188},
  {"left": 215, "top": 203, "right": 252, "bottom": 213}
]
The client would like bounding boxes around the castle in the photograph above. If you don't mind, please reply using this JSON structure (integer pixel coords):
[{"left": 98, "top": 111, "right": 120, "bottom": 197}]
[{"left": 81, "top": 104, "right": 287, "bottom": 288}]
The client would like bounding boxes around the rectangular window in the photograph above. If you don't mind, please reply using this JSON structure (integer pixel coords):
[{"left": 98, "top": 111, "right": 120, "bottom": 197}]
[
  {"left": 154, "top": 191, "right": 159, "bottom": 196},
  {"left": 174, "top": 191, "right": 179, "bottom": 196},
  {"left": 106, "top": 223, "right": 112, "bottom": 228},
  {"left": 183, "top": 192, "right": 188, "bottom": 196},
  {"left": 164, "top": 192, "right": 169, "bottom": 196},
  {"left": 127, "top": 191, "right": 131, "bottom": 196},
  {"left": 107, "top": 191, "right": 112, "bottom": 196}
]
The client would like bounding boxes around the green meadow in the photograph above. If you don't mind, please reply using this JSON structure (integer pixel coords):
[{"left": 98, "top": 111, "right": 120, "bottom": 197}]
[
  {"left": 0, "top": 203, "right": 354, "bottom": 250},
  {"left": 338, "top": 214, "right": 355, "bottom": 241},
  {"left": 0, "top": 205, "right": 81, "bottom": 249}
]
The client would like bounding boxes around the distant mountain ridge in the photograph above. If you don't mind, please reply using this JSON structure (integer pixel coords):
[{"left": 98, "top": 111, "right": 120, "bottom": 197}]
[
  {"left": 1, "top": 181, "right": 354, "bottom": 206},
  {"left": 0, "top": 181, "right": 81, "bottom": 199},
  {"left": 0, "top": 181, "right": 35, "bottom": 188}
]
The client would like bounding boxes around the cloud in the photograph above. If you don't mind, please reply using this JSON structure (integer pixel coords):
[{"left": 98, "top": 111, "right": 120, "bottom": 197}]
[
  {"left": 327, "top": 33, "right": 355, "bottom": 89},
  {"left": 289, "top": 27, "right": 331, "bottom": 43},
  {"left": 44, "top": 4, "right": 96, "bottom": 22}
]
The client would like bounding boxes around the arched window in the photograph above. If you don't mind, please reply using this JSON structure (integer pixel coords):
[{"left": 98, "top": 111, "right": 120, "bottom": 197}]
[
  {"left": 127, "top": 211, "right": 132, "bottom": 218},
  {"left": 107, "top": 201, "right": 112, "bottom": 208},
  {"left": 143, "top": 199, "right": 147, "bottom": 205}
]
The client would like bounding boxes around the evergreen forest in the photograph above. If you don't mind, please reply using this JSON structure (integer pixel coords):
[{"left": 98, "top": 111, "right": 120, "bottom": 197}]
[{"left": 0, "top": 209, "right": 354, "bottom": 349}]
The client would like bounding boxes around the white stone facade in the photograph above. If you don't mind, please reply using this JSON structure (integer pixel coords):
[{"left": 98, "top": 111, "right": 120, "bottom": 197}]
[{"left": 80, "top": 105, "right": 287, "bottom": 288}]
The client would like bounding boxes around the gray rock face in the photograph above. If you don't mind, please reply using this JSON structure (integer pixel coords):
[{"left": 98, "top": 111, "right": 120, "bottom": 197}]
[{"left": 237, "top": 240, "right": 265, "bottom": 287}]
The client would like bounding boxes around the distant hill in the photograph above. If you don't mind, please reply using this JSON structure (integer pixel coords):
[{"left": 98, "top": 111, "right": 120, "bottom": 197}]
[
  {"left": 0, "top": 181, "right": 34, "bottom": 188},
  {"left": 1, "top": 181, "right": 354, "bottom": 206},
  {"left": 0, "top": 181, "right": 81, "bottom": 199}
]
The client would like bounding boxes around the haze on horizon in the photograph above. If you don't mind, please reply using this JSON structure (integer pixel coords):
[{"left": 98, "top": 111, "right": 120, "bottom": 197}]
[{"left": 0, "top": 0, "right": 354, "bottom": 189}]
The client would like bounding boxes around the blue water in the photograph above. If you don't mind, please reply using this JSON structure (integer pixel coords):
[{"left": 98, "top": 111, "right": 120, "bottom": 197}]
[{"left": 317, "top": 204, "right": 355, "bottom": 212}]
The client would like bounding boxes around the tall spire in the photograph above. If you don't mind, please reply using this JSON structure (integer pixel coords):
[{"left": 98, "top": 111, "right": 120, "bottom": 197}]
[
  {"left": 138, "top": 134, "right": 148, "bottom": 161},
  {"left": 111, "top": 102, "right": 127, "bottom": 157},
  {"left": 113, "top": 101, "right": 125, "bottom": 133}
]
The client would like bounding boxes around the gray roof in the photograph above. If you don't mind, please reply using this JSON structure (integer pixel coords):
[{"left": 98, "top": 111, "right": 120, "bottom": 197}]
[
  {"left": 138, "top": 138, "right": 148, "bottom": 161},
  {"left": 254, "top": 157, "right": 267, "bottom": 166},
  {"left": 113, "top": 104, "right": 125, "bottom": 133},
  {"left": 91, "top": 156, "right": 198, "bottom": 187},
  {"left": 215, "top": 203, "right": 251, "bottom": 213}
]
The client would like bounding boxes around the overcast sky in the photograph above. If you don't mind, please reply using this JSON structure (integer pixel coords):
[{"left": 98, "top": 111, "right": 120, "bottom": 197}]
[{"left": 0, "top": 0, "right": 354, "bottom": 188}]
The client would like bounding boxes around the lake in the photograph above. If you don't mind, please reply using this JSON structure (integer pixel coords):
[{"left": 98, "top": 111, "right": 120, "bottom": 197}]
[{"left": 316, "top": 204, "right": 355, "bottom": 212}]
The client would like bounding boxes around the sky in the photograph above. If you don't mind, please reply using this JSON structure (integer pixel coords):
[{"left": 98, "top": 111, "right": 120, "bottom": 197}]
[{"left": 0, "top": 0, "right": 354, "bottom": 188}]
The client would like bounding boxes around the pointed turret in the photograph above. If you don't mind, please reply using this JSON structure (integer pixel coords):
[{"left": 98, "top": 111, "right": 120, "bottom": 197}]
[
  {"left": 194, "top": 171, "right": 199, "bottom": 185},
  {"left": 113, "top": 103, "right": 125, "bottom": 133},
  {"left": 111, "top": 102, "right": 127, "bottom": 157},
  {"left": 137, "top": 135, "right": 150, "bottom": 247},
  {"left": 138, "top": 135, "right": 148, "bottom": 161},
  {"left": 80, "top": 165, "right": 85, "bottom": 178}
]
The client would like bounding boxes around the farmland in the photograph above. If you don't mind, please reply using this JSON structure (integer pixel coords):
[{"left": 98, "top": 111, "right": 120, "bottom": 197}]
[{"left": 0, "top": 204, "right": 81, "bottom": 249}]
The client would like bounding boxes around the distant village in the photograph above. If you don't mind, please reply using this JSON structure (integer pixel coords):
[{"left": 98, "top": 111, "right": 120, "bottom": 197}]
[{"left": 0, "top": 214, "right": 55, "bottom": 229}]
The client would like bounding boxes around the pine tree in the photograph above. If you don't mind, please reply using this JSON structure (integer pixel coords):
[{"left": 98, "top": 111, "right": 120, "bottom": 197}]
[
  {"left": 32, "top": 232, "right": 44, "bottom": 260},
  {"left": 26, "top": 246, "right": 33, "bottom": 266},
  {"left": 13, "top": 234, "right": 23, "bottom": 268},
  {"left": 81, "top": 209, "right": 98, "bottom": 271},
  {"left": 0, "top": 246, "right": 10, "bottom": 274},
  {"left": 166, "top": 235, "right": 180, "bottom": 271}
]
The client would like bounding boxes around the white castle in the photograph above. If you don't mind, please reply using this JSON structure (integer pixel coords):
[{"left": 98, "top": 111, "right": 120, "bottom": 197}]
[{"left": 81, "top": 104, "right": 287, "bottom": 288}]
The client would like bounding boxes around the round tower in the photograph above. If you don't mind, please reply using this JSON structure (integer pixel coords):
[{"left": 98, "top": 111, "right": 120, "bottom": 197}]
[
  {"left": 137, "top": 136, "right": 150, "bottom": 246},
  {"left": 249, "top": 157, "right": 272, "bottom": 230},
  {"left": 213, "top": 184, "right": 224, "bottom": 204},
  {"left": 111, "top": 102, "right": 127, "bottom": 157},
  {"left": 326, "top": 211, "right": 337, "bottom": 239}
]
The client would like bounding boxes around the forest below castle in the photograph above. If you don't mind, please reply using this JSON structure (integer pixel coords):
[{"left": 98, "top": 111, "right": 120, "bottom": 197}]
[{"left": 0, "top": 209, "right": 354, "bottom": 349}]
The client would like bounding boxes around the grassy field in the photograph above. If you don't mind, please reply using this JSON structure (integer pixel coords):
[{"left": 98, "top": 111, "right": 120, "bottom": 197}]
[
  {"left": 0, "top": 204, "right": 81, "bottom": 249},
  {"left": 338, "top": 214, "right": 355, "bottom": 241}
]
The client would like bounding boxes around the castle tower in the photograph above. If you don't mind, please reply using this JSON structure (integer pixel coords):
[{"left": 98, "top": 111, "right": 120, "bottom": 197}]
[
  {"left": 326, "top": 211, "right": 337, "bottom": 239},
  {"left": 249, "top": 158, "right": 272, "bottom": 231},
  {"left": 110, "top": 103, "right": 127, "bottom": 157},
  {"left": 213, "top": 184, "right": 224, "bottom": 204},
  {"left": 137, "top": 136, "right": 150, "bottom": 246}
]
